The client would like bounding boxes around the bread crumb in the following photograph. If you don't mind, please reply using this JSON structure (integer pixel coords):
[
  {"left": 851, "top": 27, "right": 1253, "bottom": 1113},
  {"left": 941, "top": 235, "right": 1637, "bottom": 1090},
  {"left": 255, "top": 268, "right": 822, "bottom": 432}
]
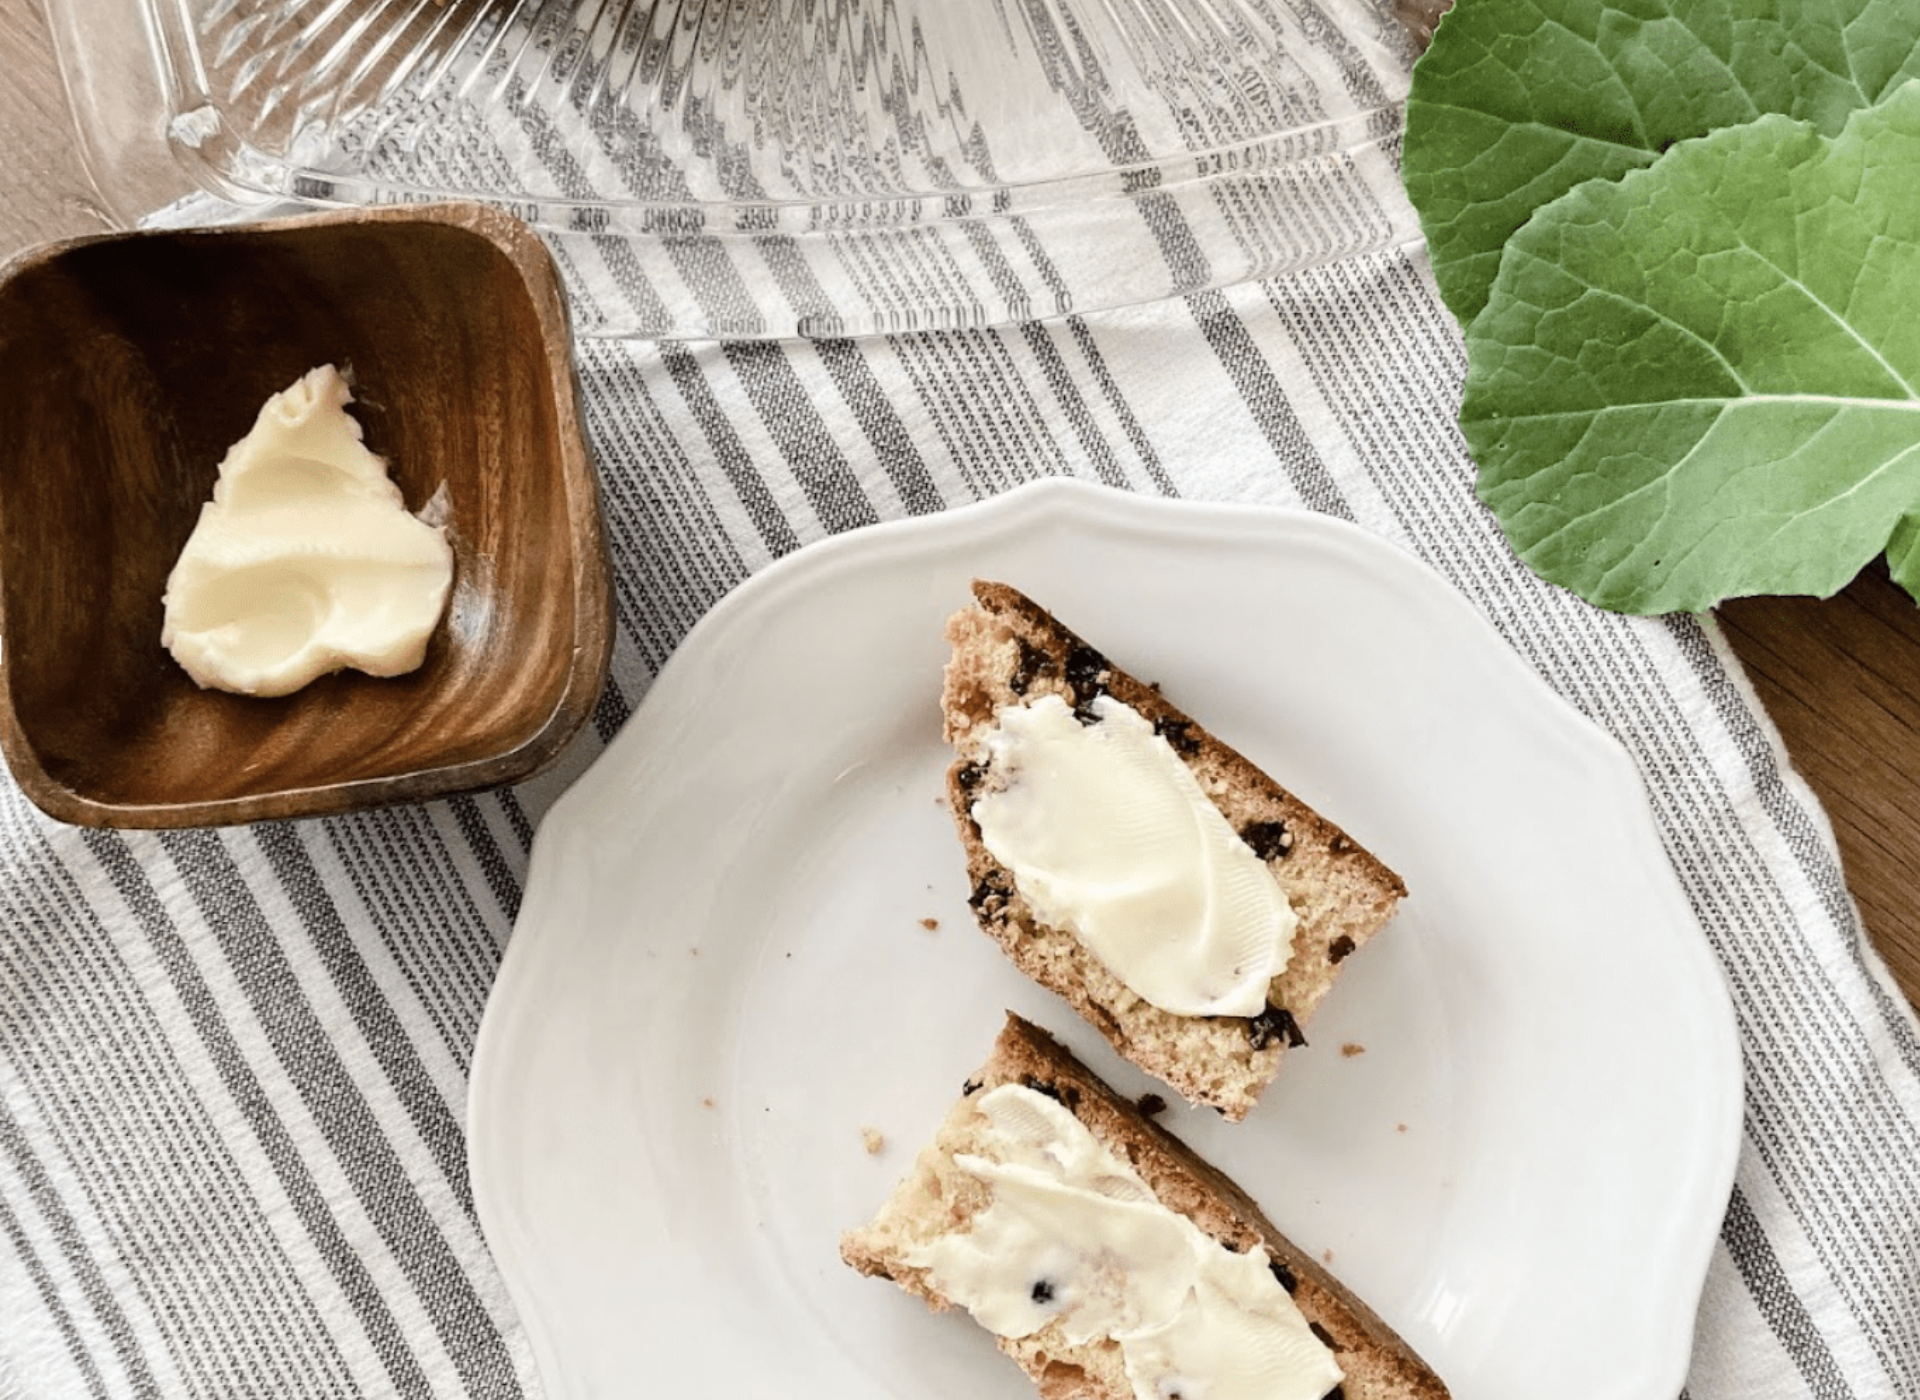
[
  {"left": 1396, "top": 1122, "right": 1408, "bottom": 1133},
  {"left": 702, "top": 1096, "right": 715, "bottom": 1109},
  {"left": 1340, "top": 1042, "right": 1366, "bottom": 1057},
  {"left": 1322, "top": 1248, "right": 1334, "bottom": 1264},
  {"left": 919, "top": 917, "right": 940, "bottom": 931},
  {"left": 861, "top": 1126, "right": 886, "bottom": 1155},
  {"left": 1135, "top": 1092, "right": 1168, "bottom": 1118}
]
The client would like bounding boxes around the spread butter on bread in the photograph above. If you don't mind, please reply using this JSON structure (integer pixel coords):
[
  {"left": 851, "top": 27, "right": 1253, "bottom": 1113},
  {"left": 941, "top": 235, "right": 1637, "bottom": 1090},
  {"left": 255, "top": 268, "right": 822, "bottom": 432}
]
[
  {"left": 840, "top": 1014, "right": 1449, "bottom": 1400},
  {"left": 941, "top": 581, "right": 1407, "bottom": 1120}
]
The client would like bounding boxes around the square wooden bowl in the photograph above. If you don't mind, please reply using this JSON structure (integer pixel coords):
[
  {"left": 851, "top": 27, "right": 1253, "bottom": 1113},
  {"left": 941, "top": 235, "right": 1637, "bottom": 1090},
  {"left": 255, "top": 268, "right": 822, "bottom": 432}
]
[{"left": 0, "top": 202, "right": 612, "bottom": 827}]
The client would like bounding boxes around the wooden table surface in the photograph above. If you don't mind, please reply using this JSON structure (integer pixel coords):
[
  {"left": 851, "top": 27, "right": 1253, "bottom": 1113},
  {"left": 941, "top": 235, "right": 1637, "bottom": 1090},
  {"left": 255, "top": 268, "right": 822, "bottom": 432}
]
[{"left": 6, "top": 0, "right": 1919, "bottom": 1011}]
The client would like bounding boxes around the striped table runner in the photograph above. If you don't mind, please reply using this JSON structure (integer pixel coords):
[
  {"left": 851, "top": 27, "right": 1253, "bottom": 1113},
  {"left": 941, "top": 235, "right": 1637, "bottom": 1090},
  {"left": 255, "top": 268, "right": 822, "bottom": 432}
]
[{"left": 5, "top": 15, "right": 1920, "bottom": 1400}]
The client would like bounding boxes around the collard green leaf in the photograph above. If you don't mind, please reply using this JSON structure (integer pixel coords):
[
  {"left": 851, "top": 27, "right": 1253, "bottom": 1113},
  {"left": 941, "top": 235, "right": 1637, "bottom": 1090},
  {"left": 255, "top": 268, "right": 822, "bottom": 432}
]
[
  {"left": 1462, "top": 80, "right": 1920, "bottom": 614},
  {"left": 1403, "top": 0, "right": 1920, "bottom": 327}
]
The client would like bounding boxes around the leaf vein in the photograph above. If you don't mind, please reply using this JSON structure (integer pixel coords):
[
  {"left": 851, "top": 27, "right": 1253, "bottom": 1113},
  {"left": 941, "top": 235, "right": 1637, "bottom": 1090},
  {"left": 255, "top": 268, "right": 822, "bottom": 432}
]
[
  {"left": 1491, "top": 244, "right": 1751, "bottom": 395},
  {"left": 1472, "top": 393, "right": 1920, "bottom": 425},
  {"left": 1731, "top": 237, "right": 1919, "bottom": 398}
]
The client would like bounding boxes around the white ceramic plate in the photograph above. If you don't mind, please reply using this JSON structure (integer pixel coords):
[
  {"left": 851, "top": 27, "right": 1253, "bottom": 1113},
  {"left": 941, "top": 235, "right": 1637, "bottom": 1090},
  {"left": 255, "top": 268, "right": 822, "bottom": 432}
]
[{"left": 468, "top": 479, "right": 1742, "bottom": 1400}]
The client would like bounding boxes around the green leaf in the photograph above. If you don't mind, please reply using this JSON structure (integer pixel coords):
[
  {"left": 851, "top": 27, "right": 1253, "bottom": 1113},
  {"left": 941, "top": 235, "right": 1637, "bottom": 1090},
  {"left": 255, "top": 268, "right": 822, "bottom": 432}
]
[
  {"left": 1462, "top": 81, "right": 1920, "bottom": 614},
  {"left": 1887, "top": 513, "right": 1920, "bottom": 595},
  {"left": 1403, "top": 0, "right": 1920, "bottom": 326}
]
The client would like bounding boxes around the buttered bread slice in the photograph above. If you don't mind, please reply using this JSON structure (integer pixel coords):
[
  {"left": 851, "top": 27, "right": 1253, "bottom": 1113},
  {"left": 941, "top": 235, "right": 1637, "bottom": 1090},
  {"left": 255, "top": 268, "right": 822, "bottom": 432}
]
[
  {"left": 943, "top": 581, "right": 1405, "bottom": 1120},
  {"left": 841, "top": 1014, "right": 1449, "bottom": 1400}
]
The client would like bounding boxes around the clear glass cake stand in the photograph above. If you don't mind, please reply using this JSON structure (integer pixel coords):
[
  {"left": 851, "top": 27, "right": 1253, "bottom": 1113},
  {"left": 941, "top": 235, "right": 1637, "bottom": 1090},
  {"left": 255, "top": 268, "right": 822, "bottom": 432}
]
[{"left": 44, "top": 0, "right": 1439, "bottom": 339}]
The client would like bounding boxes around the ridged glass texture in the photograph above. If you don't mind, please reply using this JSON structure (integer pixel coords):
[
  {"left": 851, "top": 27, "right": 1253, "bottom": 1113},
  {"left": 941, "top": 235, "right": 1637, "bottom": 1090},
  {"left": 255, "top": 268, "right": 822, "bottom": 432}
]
[{"left": 141, "top": 0, "right": 1427, "bottom": 337}]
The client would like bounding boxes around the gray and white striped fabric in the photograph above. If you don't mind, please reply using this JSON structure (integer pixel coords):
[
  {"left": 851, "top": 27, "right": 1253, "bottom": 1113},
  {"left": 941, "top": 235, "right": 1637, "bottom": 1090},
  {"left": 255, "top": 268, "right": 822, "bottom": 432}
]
[{"left": 7, "top": 21, "right": 1920, "bottom": 1400}]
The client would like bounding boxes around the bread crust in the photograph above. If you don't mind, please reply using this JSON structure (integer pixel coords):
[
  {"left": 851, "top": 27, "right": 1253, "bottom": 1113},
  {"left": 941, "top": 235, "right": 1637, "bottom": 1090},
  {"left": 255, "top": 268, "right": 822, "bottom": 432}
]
[
  {"left": 943, "top": 580, "right": 1407, "bottom": 1119},
  {"left": 840, "top": 1013, "right": 1450, "bottom": 1400}
]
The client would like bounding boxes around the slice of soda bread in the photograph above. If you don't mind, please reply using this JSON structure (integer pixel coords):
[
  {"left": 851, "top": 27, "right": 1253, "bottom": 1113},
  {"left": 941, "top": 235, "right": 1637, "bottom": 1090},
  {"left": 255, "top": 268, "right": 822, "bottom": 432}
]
[
  {"left": 840, "top": 1013, "right": 1449, "bottom": 1400},
  {"left": 943, "top": 580, "right": 1406, "bottom": 1120}
]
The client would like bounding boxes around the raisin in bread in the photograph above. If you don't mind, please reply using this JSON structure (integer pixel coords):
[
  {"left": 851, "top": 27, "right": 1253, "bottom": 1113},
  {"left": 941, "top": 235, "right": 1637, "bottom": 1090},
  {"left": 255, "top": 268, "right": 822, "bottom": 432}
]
[
  {"left": 942, "top": 580, "right": 1406, "bottom": 1120},
  {"left": 841, "top": 1014, "right": 1449, "bottom": 1400}
]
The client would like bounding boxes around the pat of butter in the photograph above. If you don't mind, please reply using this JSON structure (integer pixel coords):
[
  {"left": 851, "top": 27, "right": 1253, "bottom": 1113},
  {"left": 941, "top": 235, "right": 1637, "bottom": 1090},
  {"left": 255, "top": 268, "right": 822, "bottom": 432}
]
[
  {"left": 161, "top": 365, "right": 454, "bottom": 698},
  {"left": 908, "top": 1084, "right": 1343, "bottom": 1400},
  {"left": 970, "top": 693, "right": 1297, "bottom": 1018}
]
